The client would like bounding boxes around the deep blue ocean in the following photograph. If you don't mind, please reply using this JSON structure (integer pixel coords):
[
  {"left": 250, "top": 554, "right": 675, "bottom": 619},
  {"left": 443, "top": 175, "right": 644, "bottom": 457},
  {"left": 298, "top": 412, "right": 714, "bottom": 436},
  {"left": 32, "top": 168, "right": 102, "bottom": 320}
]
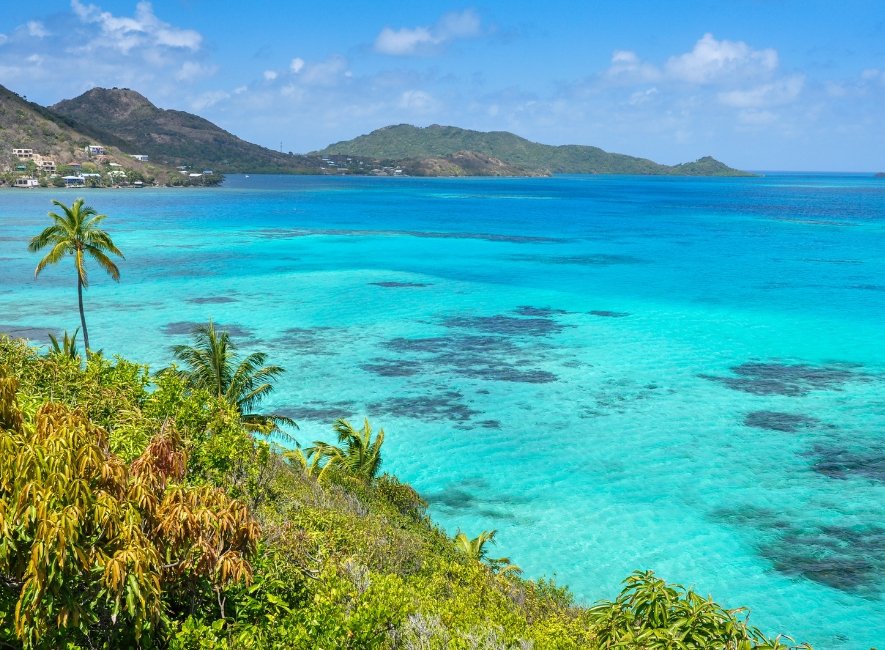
[{"left": 1, "top": 173, "right": 883, "bottom": 648}]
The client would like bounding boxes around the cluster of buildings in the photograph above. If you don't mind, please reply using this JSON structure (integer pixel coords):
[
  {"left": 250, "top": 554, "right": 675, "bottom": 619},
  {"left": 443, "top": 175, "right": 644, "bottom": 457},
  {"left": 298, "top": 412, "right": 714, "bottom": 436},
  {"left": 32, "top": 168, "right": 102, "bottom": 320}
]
[
  {"left": 176, "top": 165, "right": 214, "bottom": 179},
  {"left": 12, "top": 148, "right": 57, "bottom": 174},
  {"left": 8, "top": 144, "right": 150, "bottom": 188}
]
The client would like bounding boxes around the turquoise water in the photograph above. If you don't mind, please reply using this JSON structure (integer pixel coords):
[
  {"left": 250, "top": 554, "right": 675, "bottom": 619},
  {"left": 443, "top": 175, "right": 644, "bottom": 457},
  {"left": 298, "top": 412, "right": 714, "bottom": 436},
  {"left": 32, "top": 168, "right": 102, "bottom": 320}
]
[{"left": 1, "top": 174, "right": 883, "bottom": 648}]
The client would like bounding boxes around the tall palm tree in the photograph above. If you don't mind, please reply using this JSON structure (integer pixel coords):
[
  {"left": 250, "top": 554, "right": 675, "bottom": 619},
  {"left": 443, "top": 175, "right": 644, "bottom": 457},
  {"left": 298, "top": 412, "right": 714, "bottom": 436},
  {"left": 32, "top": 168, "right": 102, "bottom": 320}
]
[
  {"left": 308, "top": 418, "right": 384, "bottom": 482},
  {"left": 169, "top": 321, "right": 295, "bottom": 435},
  {"left": 28, "top": 198, "right": 124, "bottom": 352}
]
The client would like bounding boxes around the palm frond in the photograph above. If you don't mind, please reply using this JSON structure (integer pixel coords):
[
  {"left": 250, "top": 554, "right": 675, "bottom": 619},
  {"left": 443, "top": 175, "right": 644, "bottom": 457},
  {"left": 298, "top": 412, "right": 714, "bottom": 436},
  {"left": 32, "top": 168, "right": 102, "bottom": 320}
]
[
  {"left": 171, "top": 321, "right": 289, "bottom": 434},
  {"left": 85, "top": 247, "right": 121, "bottom": 282},
  {"left": 34, "top": 240, "right": 71, "bottom": 276}
]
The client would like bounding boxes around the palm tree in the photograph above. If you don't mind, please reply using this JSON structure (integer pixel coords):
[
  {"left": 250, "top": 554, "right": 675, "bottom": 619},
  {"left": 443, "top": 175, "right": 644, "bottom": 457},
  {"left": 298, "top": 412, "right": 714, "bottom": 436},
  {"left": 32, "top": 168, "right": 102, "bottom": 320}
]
[
  {"left": 29, "top": 198, "right": 124, "bottom": 352},
  {"left": 454, "top": 529, "right": 498, "bottom": 561},
  {"left": 454, "top": 529, "right": 521, "bottom": 575},
  {"left": 308, "top": 418, "right": 384, "bottom": 482},
  {"left": 284, "top": 445, "right": 334, "bottom": 482},
  {"left": 169, "top": 321, "right": 295, "bottom": 435}
]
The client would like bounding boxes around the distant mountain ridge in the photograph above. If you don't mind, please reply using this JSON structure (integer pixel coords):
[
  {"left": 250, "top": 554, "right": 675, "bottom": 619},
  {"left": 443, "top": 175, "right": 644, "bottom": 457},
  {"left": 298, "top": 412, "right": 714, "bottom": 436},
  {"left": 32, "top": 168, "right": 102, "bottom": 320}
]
[
  {"left": 318, "top": 124, "right": 751, "bottom": 176},
  {"left": 1, "top": 83, "right": 749, "bottom": 177},
  {"left": 50, "top": 88, "right": 325, "bottom": 174}
]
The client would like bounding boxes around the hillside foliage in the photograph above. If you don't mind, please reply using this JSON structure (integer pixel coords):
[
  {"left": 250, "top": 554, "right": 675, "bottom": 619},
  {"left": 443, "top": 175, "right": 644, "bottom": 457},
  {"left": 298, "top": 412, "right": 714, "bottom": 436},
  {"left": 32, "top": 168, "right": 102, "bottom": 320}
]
[
  {"left": 319, "top": 124, "right": 752, "bottom": 176},
  {"left": 0, "top": 336, "right": 807, "bottom": 649}
]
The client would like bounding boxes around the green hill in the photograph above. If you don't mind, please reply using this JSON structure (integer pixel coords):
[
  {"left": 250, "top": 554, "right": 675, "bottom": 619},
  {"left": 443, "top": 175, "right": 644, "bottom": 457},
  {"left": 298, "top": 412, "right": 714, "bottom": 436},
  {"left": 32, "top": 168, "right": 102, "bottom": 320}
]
[
  {"left": 319, "top": 124, "right": 751, "bottom": 176},
  {"left": 0, "top": 84, "right": 179, "bottom": 184},
  {"left": 50, "top": 87, "right": 327, "bottom": 174}
]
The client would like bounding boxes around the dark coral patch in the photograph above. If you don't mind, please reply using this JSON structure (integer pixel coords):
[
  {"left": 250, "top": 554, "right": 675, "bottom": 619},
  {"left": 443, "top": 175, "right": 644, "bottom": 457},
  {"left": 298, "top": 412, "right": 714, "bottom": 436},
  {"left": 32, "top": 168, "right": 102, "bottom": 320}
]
[
  {"left": 382, "top": 334, "right": 557, "bottom": 384},
  {"left": 425, "top": 479, "right": 531, "bottom": 520},
  {"left": 370, "top": 281, "right": 431, "bottom": 288},
  {"left": 761, "top": 526, "right": 885, "bottom": 594},
  {"left": 744, "top": 411, "right": 821, "bottom": 433},
  {"left": 701, "top": 361, "right": 866, "bottom": 397},
  {"left": 368, "top": 390, "right": 478, "bottom": 422},
  {"left": 273, "top": 327, "right": 339, "bottom": 356},
  {"left": 713, "top": 507, "right": 885, "bottom": 595},
  {"left": 444, "top": 315, "right": 565, "bottom": 337},
  {"left": 277, "top": 402, "right": 357, "bottom": 422},
  {"left": 186, "top": 296, "right": 238, "bottom": 304},
  {"left": 589, "top": 310, "right": 631, "bottom": 318},
  {"left": 514, "top": 306, "right": 569, "bottom": 317},
  {"left": 360, "top": 359, "right": 420, "bottom": 377},
  {"left": 162, "top": 321, "right": 253, "bottom": 338},
  {"left": 808, "top": 445, "right": 885, "bottom": 483},
  {"left": 0, "top": 325, "right": 54, "bottom": 342},
  {"left": 462, "top": 367, "right": 556, "bottom": 383},
  {"left": 849, "top": 284, "right": 885, "bottom": 292},
  {"left": 383, "top": 337, "right": 450, "bottom": 354},
  {"left": 511, "top": 253, "right": 645, "bottom": 266}
]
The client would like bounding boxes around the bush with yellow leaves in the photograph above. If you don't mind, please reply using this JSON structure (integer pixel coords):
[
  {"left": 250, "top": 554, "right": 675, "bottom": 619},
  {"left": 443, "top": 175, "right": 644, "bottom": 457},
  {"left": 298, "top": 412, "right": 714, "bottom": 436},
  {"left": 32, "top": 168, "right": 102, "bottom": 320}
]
[{"left": 0, "top": 371, "right": 259, "bottom": 649}]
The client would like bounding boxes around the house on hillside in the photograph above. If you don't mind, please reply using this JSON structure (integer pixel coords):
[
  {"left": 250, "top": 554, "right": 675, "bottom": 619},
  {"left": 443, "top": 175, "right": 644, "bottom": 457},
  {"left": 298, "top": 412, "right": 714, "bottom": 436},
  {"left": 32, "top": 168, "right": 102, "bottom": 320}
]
[
  {"left": 13, "top": 178, "right": 39, "bottom": 188},
  {"left": 131, "top": 154, "right": 149, "bottom": 162},
  {"left": 85, "top": 145, "right": 105, "bottom": 156},
  {"left": 62, "top": 175, "right": 85, "bottom": 187},
  {"left": 39, "top": 160, "right": 56, "bottom": 173},
  {"left": 12, "top": 148, "right": 33, "bottom": 159}
]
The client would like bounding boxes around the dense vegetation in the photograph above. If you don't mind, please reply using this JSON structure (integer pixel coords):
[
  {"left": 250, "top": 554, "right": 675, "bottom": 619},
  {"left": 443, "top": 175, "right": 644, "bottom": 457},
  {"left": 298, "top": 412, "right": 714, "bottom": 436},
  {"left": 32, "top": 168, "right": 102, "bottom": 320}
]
[
  {"left": 318, "top": 124, "right": 753, "bottom": 176},
  {"left": 0, "top": 335, "right": 810, "bottom": 649}
]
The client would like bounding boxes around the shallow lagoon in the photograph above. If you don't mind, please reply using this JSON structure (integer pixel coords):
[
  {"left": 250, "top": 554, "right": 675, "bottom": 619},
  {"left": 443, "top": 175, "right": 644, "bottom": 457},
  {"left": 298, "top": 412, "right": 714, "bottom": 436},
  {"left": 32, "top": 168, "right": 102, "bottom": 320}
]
[{"left": 1, "top": 173, "right": 883, "bottom": 648}]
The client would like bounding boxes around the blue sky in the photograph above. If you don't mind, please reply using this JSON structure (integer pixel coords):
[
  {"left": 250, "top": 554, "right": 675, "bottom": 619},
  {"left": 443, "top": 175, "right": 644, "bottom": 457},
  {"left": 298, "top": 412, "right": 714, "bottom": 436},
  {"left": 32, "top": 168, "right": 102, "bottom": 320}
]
[{"left": 1, "top": 1, "right": 883, "bottom": 170}]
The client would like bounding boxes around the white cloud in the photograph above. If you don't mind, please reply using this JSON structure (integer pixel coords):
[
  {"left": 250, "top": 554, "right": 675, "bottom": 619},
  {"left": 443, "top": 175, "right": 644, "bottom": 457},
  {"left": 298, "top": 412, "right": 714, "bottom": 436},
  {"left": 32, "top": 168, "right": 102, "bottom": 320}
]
[
  {"left": 0, "top": 34, "right": 7, "bottom": 46},
  {"left": 718, "top": 75, "right": 804, "bottom": 107},
  {"left": 290, "top": 57, "right": 305, "bottom": 74},
  {"left": 27, "top": 21, "right": 50, "bottom": 38},
  {"left": 300, "top": 55, "right": 349, "bottom": 86},
  {"left": 234, "top": 85, "right": 248, "bottom": 95},
  {"left": 665, "top": 33, "right": 777, "bottom": 84},
  {"left": 175, "top": 61, "right": 217, "bottom": 82},
  {"left": 629, "top": 87, "right": 659, "bottom": 105},
  {"left": 71, "top": 0, "right": 202, "bottom": 53},
  {"left": 374, "top": 9, "right": 481, "bottom": 56},
  {"left": 376, "top": 26, "right": 434, "bottom": 56},
  {"left": 607, "top": 50, "right": 660, "bottom": 82},
  {"left": 263, "top": 69, "right": 278, "bottom": 81},
  {"left": 398, "top": 89, "right": 438, "bottom": 113},
  {"left": 189, "top": 90, "right": 229, "bottom": 111}
]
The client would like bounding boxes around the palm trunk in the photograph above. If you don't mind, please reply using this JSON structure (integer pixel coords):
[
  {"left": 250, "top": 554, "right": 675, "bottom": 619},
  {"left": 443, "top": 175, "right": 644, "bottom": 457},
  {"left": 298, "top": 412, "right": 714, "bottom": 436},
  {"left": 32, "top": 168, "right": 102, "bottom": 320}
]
[{"left": 77, "top": 274, "right": 90, "bottom": 352}]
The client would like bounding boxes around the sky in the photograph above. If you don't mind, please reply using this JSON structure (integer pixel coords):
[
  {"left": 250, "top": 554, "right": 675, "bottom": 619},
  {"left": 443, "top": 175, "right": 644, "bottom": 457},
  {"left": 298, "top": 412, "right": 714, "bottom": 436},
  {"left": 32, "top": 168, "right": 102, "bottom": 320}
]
[{"left": 1, "top": 1, "right": 883, "bottom": 171}]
